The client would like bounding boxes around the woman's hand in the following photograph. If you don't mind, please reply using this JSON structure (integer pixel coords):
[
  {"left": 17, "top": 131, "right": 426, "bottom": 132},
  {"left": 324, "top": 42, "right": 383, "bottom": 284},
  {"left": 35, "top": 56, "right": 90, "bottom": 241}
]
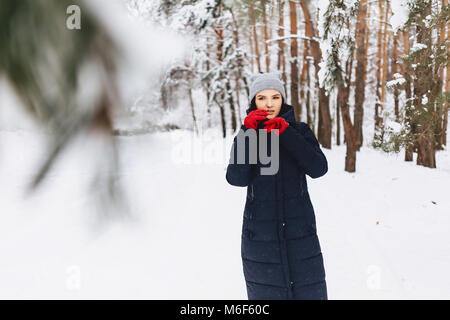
[
  {"left": 244, "top": 109, "right": 268, "bottom": 129},
  {"left": 263, "top": 117, "right": 289, "bottom": 136}
]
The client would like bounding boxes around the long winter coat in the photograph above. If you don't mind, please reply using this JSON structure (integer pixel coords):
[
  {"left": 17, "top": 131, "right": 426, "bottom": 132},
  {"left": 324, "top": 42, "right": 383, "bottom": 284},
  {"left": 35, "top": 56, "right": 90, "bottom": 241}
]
[{"left": 226, "top": 103, "right": 328, "bottom": 300}]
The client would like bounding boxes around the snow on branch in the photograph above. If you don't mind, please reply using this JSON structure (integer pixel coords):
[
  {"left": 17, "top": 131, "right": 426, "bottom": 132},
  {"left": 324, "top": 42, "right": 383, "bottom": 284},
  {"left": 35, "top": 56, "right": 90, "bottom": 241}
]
[{"left": 265, "top": 34, "right": 320, "bottom": 43}]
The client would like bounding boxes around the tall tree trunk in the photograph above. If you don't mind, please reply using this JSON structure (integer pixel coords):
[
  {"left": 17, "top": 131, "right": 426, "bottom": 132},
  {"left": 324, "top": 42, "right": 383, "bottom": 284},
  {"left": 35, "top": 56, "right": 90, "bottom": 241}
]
[
  {"left": 306, "top": 60, "right": 311, "bottom": 126},
  {"left": 433, "top": 0, "right": 445, "bottom": 151},
  {"left": 234, "top": 77, "right": 242, "bottom": 124},
  {"left": 380, "top": 2, "right": 391, "bottom": 120},
  {"left": 216, "top": 6, "right": 237, "bottom": 133},
  {"left": 268, "top": 0, "right": 275, "bottom": 37},
  {"left": 342, "top": 19, "right": 356, "bottom": 172},
  {"left": 277, "top": 0, "right": 288, "bottom": 100},
  {"left": 248, "top": 29, "right": 255, "bottom": 73},
  {"left": 215, "top": 95, "right": 226, "bottom": 138},
  {"left": 184, "top": 59, "right": 198, "bottom": 134},
  {"left": 226, "top": 80, "right": 237, "bottom": 132},
  {"left": 354, "top": 0, "right": 368, "bottom": 151},
  {"left": 341, "top": 105, "right": 356, "bottom": 171},
  {"left": 230, "top": 8, "right": 245, "bottom": 118},
  {"left": 262, "top": 2, "right": 271, "bottom": 72},
  {"left": 300, "top": 0, "right": 331, "bottom": 148},
  {"left": 374, "top": 1, "right": 388, "bottom": 145},
  {"left": 435, "top": 0, "right": 444, "bottom": 148},
  {"left": 187, "top": 86, "right": 198, "bottom": 134},
  {"left": 415, "top": 1, "right": 435, "bottom": 168},
  {"left": 440, "top": 0, "right": 448, "bottom": 146},
  {"left": 205, "top": 37, "right": 212, "bottom": 128},
  {"left": 336, "top": 97, "right": 341, "bottom": 146},
  {"left": 363, "top": 0, "right": 371, "bottom": 83},
  {"left": 339, "top": 83, "right": 356, "bottom": 172},
  {"left": 289, "top": 0, "right": 300, "bottom": 120},
  {"left": 214, "top": 3, "right": 229, "bottom": 137},
  {"left": 300, "top": 38, "right": 309, "bottom": 120},
  {"left": 249, "top": 3, "right": 262, "bottom": 73},
  {"left": 392, "top": 32, "right": 400, "bottom": 121},
  {"left": 444, "top": 66, "right": 449, "bottom": 145},
  {"left": 402, "top": 26, "right": 414, "bottom": 161},
  {"left": 300, "top": 37, "right": 312, "bottom": 125}
]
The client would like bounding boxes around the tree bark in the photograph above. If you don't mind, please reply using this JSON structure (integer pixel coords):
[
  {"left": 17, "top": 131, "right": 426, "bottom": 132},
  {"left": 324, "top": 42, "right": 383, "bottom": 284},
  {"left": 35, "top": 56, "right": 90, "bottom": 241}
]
[
  {"left": 402, "top": 27, "right": 414, "bottom": 162},
  {"left": 215, "top": 95, "right": 227, "bottom": 138},
  {"left": 353, "top": 0, "right": 368, "bottom": 151},
  {"left": 374, "top": 1, "right": 388, "bottom": 145},
  {"left": 277, "top": 0, "right": 288, "bottom": 100},
  {"left": 230, "top": 8, "right": 245, "bottom": 119},
  {"left": 392, "top": 32, "right": 400, "bottom": 122},
  {"left": 299, "top": 0, "right": 331, "bottom": 148},
  {"left": 415, "top": 1, "right": 435, "bottom": 168},
  {"left": 439, "top": 0, "right": 448, "bottom": 146},
  {"left": 300, "top": 38, "right": 309, "bottom": 120},
  {"left": 300, "top": 38, "right": 312, "bottom": 126},
  {"left": 433, "top": 1, "right": 445, "bottom": 151},
  {"left": 380, "top": 2, "right": 391, "bottom": 121},
  {"left": 214, "top": 3, "right": 231, "bottom": 136},
  {"left": 205, "top": 37, "right": 212, "bottom": 127},
  {"left": 262, "top": 2, "right": 271, "bottom": 72},
  {"left": 305, "top": 59, "right": 311, "bottom": 126},
  {"left": 226, "top": 80, "right": 237, "bottom": 132},
  {"left": 336, "top": 96, "right": 341, "bottom": 146},
  {"left": 187, "top": 86, "right": 198, "bottom": 134},
  {"left": 247, "top": 29, "right": 255, "bottom": 73},
  {"left": 444, "top": 14, "right": 449, "bottom": 147},
  {"left": 339, "top": 85, "right": 356, "bottom": 172},
  {"left": 249, "top": 3, "right": 262, "bottom": 73},
  {"left": 341, "top": 19, "right": 356, "bottom": 172},
  {"left": 289, "top": 0, "right": 300, "bottom": 120},
  {"left": 234, "top": 77, "right": 242, "bottom": 125}
]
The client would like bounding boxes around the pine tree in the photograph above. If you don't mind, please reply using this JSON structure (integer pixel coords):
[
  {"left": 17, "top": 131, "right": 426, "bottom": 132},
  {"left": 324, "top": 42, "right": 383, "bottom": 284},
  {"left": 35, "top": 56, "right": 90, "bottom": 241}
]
[
  {"left": 381, "top": 0, "right": 448, "bottom": 168},
  {"left": 0, "top": 0, "right": 124, "bottom": 213},
  {"left": 322, "top": 0, "right": 359, "bottom": 172}
]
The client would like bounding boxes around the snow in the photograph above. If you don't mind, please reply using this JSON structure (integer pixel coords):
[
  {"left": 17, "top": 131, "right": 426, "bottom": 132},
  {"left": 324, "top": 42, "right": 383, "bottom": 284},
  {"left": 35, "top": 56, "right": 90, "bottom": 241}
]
[
  {"left": 386, "top": 75, "right": 406, "bottom": 88},
  {"left": 1, "top": 0, "right": 449, "bottom": 301},
  {"left": 385, "top": 118, "right": 402, "bottom": 134},
  {"left": 390, "top": 0, "right": 410, "bottom": 31},
  {"left": 411, "top": 43, "right": 428, "bottom": 54},
  {"left": 0, "top": 115, "right": 449, "bottom": 298}
]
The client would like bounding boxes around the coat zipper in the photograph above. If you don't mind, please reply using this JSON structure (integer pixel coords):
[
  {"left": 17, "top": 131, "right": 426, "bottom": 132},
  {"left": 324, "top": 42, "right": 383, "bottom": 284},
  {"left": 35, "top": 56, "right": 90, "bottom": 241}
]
[
  {"left": 247, "top": 184, "right": 254, "bottom": 219},
  {"left": 249, "top": 184, "right": 254, "bottom": 220}
]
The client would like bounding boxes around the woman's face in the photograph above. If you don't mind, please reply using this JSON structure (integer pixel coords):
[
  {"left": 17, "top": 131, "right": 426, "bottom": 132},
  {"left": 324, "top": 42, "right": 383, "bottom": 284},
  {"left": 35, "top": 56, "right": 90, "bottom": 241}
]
[{"left": 255, "top": 89, "right": 283, "bottom": 119}]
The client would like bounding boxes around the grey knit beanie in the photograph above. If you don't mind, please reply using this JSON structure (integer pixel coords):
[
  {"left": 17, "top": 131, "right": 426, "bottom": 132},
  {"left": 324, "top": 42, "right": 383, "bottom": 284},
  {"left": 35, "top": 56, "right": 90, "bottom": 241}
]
[{"left": 248, "top": 71, "right": 286, "bottom": 104}]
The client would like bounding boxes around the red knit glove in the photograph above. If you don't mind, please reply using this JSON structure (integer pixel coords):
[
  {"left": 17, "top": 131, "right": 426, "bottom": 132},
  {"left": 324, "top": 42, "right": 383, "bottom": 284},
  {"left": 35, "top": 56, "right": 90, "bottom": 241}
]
[
  {"left": 263, "top": 117, "right": 289, "bottom": 136},
  {"left": 244, "top": 109, "right": 268, "bottom": 129}
]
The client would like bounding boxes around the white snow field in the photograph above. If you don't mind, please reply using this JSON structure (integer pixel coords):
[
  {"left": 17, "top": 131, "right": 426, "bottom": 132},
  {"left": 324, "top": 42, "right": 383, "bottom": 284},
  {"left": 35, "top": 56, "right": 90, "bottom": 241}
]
[{"left": 0, "top": 122, "right": 449, "bottom": 299}]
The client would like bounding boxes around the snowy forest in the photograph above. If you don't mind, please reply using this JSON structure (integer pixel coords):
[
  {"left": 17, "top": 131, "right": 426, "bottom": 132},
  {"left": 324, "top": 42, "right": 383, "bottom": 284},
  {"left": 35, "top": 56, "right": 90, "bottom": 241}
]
[
  {"left": 126, "top": 0, "right": 449, "bottom": 172},
  {"left": 0, "top": 0, "right": 449, "bottom": 299}
]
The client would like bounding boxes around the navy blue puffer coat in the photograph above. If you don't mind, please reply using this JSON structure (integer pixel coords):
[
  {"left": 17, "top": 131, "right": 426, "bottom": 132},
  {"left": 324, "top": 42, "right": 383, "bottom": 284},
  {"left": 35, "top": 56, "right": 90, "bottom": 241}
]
[{"left": 226, "top": 103, "right": 328, "bottom": 300}]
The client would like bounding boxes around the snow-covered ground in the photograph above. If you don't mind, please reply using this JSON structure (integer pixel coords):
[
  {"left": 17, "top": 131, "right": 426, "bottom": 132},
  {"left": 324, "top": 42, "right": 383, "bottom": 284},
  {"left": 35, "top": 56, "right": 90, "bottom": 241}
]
[{"left": 0, "top": 122, "right": 449, "bottom": 299}]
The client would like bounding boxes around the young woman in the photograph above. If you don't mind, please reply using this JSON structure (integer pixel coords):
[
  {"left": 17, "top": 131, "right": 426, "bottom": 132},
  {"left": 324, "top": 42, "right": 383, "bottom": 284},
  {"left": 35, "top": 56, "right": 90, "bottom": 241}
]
[{"left": 226, "top": 72, "right": 329, "bottom": 300}]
